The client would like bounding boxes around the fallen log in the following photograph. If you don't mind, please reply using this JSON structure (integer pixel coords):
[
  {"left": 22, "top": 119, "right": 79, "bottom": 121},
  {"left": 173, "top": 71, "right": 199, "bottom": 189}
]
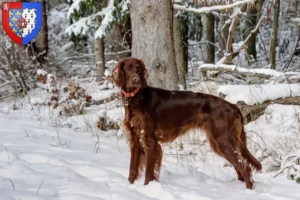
[{"left": 220, "top": 96, "right": 300, "bottom": 124}]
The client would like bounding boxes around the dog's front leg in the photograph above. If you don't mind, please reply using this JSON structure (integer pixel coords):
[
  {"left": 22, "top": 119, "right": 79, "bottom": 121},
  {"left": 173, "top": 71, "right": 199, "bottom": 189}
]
[{"left": 128, "top": 131, "right": 143, "bottom": 184}]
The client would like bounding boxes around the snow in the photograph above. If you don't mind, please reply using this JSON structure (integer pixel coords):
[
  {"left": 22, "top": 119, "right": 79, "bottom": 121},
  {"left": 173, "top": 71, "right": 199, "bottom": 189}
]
[
  {"left": 66, "top": 0, "right": 130, "bottom": 39},
  {"left": 67, "top": 0, "right": 84, "bottom": 19},
  {"left": 1, "top": 85, "right": 300, "bottom": 199},
  {"left": 218, "top": 84, "right": 300, "bottom": 105},
  {"left": 290, "top": 18, "right": 300, "bottom": 23},
  {"left": 200, "top": 64, "right": 289, "bottom": 77},
  {"left": 94, "top": 0, "right": 116, "bottom": 39},
  {"left": 94, "top": 0, "right": 130, "bottom": 39},
  {"left": 246, "top": 104, "right": 300, "bottom": 172},
  {"left": 237, "top": 68, "right": 282, "bottom": 77},
  {"left": 200, "top": 63, "right": 236, "bottom": 71},
  {"left": 173, "top": 0, "right": 254, "bottom": 14},
  {"left": 65, "top": 15, "right": 92, "bottom": 36},
  {"left": 36, "top": 69, "right": 47, "bottom": 76}
]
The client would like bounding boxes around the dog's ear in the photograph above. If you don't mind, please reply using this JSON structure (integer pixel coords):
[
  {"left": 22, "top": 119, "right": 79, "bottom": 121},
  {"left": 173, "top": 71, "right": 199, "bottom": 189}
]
[
  {"left": 112, "top": 59, "right": 125, "bottom": 88},
  {"left": 139, "top": 59, "right": 148, "bottom": 86}
]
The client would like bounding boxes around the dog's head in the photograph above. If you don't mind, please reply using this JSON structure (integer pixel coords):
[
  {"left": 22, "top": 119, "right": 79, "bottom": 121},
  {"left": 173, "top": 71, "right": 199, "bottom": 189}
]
[{"left": 112, "top": 57, "right": 148, "bottom": 91}]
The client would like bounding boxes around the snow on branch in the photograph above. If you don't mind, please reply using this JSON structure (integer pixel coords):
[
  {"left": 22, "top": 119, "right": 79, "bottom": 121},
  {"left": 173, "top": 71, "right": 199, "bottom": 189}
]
[
  {"left": 274, "top": 152, "right": 300, "bottom": 182},
  {"left": 94, "top": 0, "right": 130, "bottom": 39},
  {"left": 173, "top": 0, "right": 254, "bottom": 14},
  {"left": 94, "top": 0, "right": 116, "bottom": 39},
  {"left": 290, "top": 18, "right": 300, "bottom": 23},
  {"left": 66, "top": 0, "right": 130, "bottom": 38},
  {"left": 223, "top": 11, "right": 263, "bottom": 64},
  {"left": 65, "top": 15, "right": 92, "bottom": 36},
  {"left": 199, "top": 63, "right": 300, "bottom": 78},
  {"left": 67, "top": 0, "right": 84, "bottom": 19}
]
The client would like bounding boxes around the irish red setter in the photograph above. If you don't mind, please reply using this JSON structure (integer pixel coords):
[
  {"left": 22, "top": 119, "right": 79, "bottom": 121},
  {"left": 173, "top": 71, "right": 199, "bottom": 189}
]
[{"left": 112, "top": 57, "right": 262, "bottom": 189}]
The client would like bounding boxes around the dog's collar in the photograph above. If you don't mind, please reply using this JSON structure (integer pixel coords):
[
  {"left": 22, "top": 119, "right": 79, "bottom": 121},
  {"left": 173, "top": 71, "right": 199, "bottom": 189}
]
[{"left": 121, "top": 86, "right": 141, "bottom": 98}]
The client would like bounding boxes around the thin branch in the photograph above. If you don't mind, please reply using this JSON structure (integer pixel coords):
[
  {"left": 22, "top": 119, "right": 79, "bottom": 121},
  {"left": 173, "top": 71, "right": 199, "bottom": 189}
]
[
  {"left": 283, "top": 34, "right": 300, "bottom": 71},
  {"left": 37, "top": 178, "right": 45, "bottom": 194},
  {"left": 273, "top": 166, "right": 289, "bottom": 178},
  {"left": 9, "top": 179, "right": 15, "bottom": 190}
]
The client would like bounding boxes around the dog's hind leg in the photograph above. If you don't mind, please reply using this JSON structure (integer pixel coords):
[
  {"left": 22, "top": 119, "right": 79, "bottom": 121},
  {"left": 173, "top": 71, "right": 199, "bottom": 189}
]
[
  {"left": 216, "top": 130, "right": 253, "bottom": 189},
  {"left": 223, "top": 156, "right": 245, "bottom": 182},
  {"left": 144, "top": 138, "right": 162, "bottom": 185}
]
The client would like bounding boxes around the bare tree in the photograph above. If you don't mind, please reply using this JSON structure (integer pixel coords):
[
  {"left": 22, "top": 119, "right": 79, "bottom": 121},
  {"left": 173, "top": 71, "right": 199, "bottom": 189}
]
[
  {"left": 218, "top": 11, "right": 229, "bottom": 60},
  {"left": 32, "top": 0, "right": 49, "bottom": 64},
  {"left": 269, "top": 0, "right": 280, "bottom": 69},
  {"left": 202, "top": 13, "right": 215, "bottom": 64},
  {"left": 95, "top": 0, "right": 107, "bottom": 82},
  {"left": 130, "top": 0, "right": 179, "bottom": 90},
  {"left": 224, "top": 4, "right": 248, "bottom": 64},
  {"left": 173, "top": 14, "right": 187, "bottom": 89},
  {"left": 244, "top": 5, "right": 258, "bottom": 60}
]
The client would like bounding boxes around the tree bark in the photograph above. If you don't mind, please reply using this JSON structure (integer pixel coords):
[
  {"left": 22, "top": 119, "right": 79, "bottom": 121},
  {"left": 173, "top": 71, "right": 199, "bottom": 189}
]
[
  {"left": 95, "top": 0, "right": 107, "bottom": 82},
  {"left": 218, "top": 11, "right": 229, "bottom": 60},
  {"left": 179, "top": 14, "right": 189, "bottom": 74},
  {"left": 33, "top": 0, "right": 48, "bottom": 64},
  {"left": 257, "top": 0, "right": 265, "bottom": 20},
  {"left": 95, "top": 38, "right": 105, "bottom": 81},
  {"left": 296, "top": 0, "right": 300, "bottom": 35},
  {"left": 269, "top": 0, "right": 280, "bottom": 69},
  {"left": 130, "top": 0, "right": 179, "bottom": 90},
  {"left": 245, "top": 5, "right": 257, "bottom": 60},
  {"left": 234, "top": 96, "right": 300, "bottom": 124},
  {"left": 224, "top": 5, "right": 248, "bottom": 64},
  {"left": 201, "top": 13, "right": 215, "bottom": 64},
  {"left": 173, "top": 14, "right": 187, "bottom": 89}
]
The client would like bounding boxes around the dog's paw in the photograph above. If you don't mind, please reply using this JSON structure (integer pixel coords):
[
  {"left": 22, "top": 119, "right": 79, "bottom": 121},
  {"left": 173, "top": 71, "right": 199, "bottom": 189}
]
[{"left": 128, "top": 176, "right": 136, "bottom": 184}]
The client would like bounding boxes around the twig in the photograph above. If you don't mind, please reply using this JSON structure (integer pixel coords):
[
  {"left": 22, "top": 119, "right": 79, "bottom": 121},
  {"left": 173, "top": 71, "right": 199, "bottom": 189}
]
[
  {"left": 4, "top": 146, "right": 10, "bottom": 163},
  {"left": 283, "top": 34, "right": 300, "bottom": 71},
  {"left": 37, "top": 178, "right": 45, "bottom": 194},
  {"left": 273, "top": 166, "right": 289, "bottom": 178},
  {"left": 23, "top": 128, "right": 30, "bottom": 137},
  {"left": 94, "top": 134, "right": 100, "bottom": 153},
  {"left": 247, "top": 131, "right": 281, "bottom": 166},
  {"left": 9, "top": 179, "right": 15, "bottom": 190}
]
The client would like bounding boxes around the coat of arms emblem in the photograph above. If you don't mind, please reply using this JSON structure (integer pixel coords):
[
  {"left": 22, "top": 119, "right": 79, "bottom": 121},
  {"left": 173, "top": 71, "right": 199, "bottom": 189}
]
[{"left": 2, "top": 2, "right": 42, "bottom": 46}]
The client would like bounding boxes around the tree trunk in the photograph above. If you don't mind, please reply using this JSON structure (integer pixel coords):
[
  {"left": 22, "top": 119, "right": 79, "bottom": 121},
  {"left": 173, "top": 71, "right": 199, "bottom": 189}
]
[
  {"left": 201, "top": 13, "right": 215, "bottom": 64},
  {"left": 218, "top": 11, "right": 229, "bottom": 60},
  {"left": 33, "top": 0, "right": 48, "bottom": 64},
  {"left": 95, "top": 38, "right": 105, "bottom": 81},
  {"left": 224, "top": 5, "right": 248, "bottom": 64},
  {"left": 296, "top": 0, "right": 300, "bottom": 35},
  {"left": 130, "top": 0, "right": 179, "bottom": 90},
  {"left": 95, "top": 0, "right": 107, "bottom": 82},
  {"left": 257, "top": 0, "right": 265, "bottom": 20},
  {"left": 245, "top": 6, "right": 257, "bottom": 60},
  {"left": 173, "top": 14, "right": 187, "bottom": 89},
  {"left": 269, "top": 0, "right": 280, "bottom": 69}
]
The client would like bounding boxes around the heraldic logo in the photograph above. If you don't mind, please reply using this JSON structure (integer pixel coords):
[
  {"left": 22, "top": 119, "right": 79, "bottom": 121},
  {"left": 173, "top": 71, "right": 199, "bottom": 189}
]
[{"left": 2, "top": 2, "right": 42, "bottom": 46}]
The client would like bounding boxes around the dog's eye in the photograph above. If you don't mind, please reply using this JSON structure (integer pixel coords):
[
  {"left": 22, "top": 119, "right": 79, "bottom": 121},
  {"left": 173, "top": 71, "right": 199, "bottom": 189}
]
[
  {"left": 125, "top": 66, "right": 131, "bottom": 71},
  {"left": 136, "top": 67, "right": 141, "bottom": 73}
]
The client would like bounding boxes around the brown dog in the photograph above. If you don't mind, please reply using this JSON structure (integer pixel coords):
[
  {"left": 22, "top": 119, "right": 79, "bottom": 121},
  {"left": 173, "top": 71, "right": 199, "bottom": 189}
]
[{"left": 112, "top": 57, "right": 261, "bottom": 189}]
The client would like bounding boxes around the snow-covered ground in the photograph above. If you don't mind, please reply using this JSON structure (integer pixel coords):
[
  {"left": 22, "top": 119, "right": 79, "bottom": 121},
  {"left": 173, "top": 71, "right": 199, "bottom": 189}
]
[{"left": 0, "top": 83, "right": 300, "bottom": 199}]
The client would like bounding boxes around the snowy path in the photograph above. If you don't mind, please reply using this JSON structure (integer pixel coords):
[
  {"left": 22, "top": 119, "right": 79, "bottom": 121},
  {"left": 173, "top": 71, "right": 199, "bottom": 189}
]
[{"left": 0, "top": 113, "right": 299, "bottom": 200}]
